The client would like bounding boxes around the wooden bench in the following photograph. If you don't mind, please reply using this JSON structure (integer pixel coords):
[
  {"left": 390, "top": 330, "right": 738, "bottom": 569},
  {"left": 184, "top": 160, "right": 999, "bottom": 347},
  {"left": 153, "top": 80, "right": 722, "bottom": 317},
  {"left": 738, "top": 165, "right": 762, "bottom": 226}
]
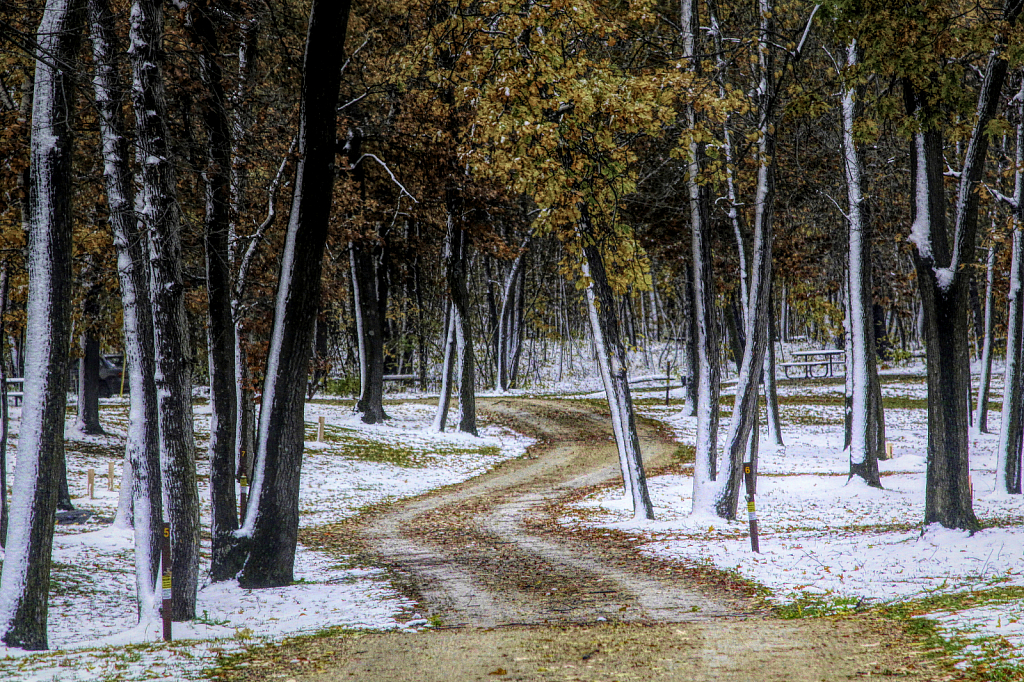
[
  {"left": 779, "top": 360, "right": 832, "bottom": 379},
  {"left": 780, "top": 350, "right": 845, "bottom": 379},
  {"left": 6, "top": 377, "right": 23, "bottom": 406}
]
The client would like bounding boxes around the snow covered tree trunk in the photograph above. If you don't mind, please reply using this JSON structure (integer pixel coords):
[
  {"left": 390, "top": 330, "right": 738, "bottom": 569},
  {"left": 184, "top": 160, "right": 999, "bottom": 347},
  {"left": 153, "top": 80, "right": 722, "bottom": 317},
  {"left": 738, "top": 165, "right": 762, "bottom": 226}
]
[
  {"left": 715, "top": 0, "right": 777, "bottom": 520},
  {"left": 842, "top": 41, "right": 882, "bottom": 487},
  {"left": 908, "top": 125, "right": 980, "bottom": 529},
  {"left": 973, "top": 243, "right": 997, "bottom": 434},
  {"left": 498, "top": 245, "right": 528, "bottom": 392},
  {"left": 350, "top": 241, "right": 387, "bottom": 423},
  {"left": 763, "top": 299, "right": 783, "bottom": 446},
  {"left": 433, "top": 304, "right": 457, "bottom": 431},
  {"left": 238, "top": 0, "right": 352, "bottom": 588},
  {"left": 444, "top": 206, "right": 477, "bottom": 435},
  {"left": 0, "top": 0, "right": 82, "bottom": 648},
  {"left": 130, "top": 0, "right": 200, "bottom": 619},
  {"left": 0, "top": 263, "right": 9, "bottom": 547},
  {"left": 683, "top": 0, "right": 720, "bottom": 515},
  {"left": 681, "top": 265, "right": 698, "bottom": 418},
  {"left": 188, "top": 5, "right": 241, "bottom": 581},
  {"left": 581, "top": 220, "right": 654, "bottom": 520},
  {"left": 88, "top": 0, "right": 163, "bottom": 616},
  {"left": 903, "top": 4, "right": 1020, "bottom": 524},
  {"left": 75, "top": 329, "right": 105, "bottom": 435},
  {"left": 996, "top": 102, "right": 1024, "bottom": 495}
]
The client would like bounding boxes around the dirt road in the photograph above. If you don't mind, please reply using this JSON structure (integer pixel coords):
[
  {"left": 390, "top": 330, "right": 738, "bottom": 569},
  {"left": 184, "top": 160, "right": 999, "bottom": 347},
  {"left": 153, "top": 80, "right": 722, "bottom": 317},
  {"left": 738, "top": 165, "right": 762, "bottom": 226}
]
[{"left": 234, "top": 398, "right": 943, "bottom": 681}]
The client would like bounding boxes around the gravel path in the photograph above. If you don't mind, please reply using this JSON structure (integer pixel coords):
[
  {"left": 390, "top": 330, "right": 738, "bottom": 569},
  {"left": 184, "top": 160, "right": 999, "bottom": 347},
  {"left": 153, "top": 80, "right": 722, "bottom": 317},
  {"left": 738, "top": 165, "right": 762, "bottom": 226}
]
[{"left": 243, "top": 398, "right": 945, "bottom": 681}]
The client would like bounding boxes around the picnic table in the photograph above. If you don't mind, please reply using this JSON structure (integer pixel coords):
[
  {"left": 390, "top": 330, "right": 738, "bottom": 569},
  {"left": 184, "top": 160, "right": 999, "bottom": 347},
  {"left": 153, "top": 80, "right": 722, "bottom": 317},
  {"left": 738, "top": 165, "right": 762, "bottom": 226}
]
[
  {"left": 779, "top": 349, "right": 845, "bottom": 379},
  {"left": 5, "top": 377, "right": 23, "bottom": 405}
]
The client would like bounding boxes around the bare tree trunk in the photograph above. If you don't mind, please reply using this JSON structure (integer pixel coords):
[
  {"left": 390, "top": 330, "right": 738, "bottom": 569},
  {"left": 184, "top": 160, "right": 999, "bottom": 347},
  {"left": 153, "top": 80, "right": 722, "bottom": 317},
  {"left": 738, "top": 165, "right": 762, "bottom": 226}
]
[
  {"left": 187, "top": 4, "right": 241, "bottom": 581},
  {"left": 432, "top": 303, "right": 457, "bottom": 431},
  {"left": 444, "top": 207, "right": 477, "bottom": 435},
  {"left": 131, "top": 0, "right": 200, "bottom": 619},
  {"left": 683, "top": 0, "right": 720, "bottom": 516},
  {"left": 581, "top": 228, "right": 654, "bottom": 520},
  {"left": 763, "top": 297, "right": 783, "bottom": 446},
  {"left": 238, "top": 0, "right": 352, "bottom": 588},
  {"left": 0, "top": 0, "right": 82, "bottom": 648},
  {"left": 681, "top": 266, "right": 698, "bottom": 418},
  {"left": 0, "top": 263, "right": 8, "bottom": 547},
  {"left": 351, "top": 241, "right": 387, "bottom": 423},
  {"left": 716, "top": 0, "right": 779, "bottom": 520},
  {"left": 974, "top": 242, "right": 997, "bottom": 434},
  {"left": 88, "top": 0, "right": 163, "bottom": 617},
  {"left": 75, "top": 327, "right": 105, "bottom": 435},
  {"left": 498, "top": 238, "right": 529, "bottom": 392},
  {"left": 997, "top": 88, "right": 1024, "bottom": 496},
  {"left": 842, "top": 41, "right": 882, "bottom": 487},
  {"left": 903, "top": 0, "right": 1020, "bottom": 523}
]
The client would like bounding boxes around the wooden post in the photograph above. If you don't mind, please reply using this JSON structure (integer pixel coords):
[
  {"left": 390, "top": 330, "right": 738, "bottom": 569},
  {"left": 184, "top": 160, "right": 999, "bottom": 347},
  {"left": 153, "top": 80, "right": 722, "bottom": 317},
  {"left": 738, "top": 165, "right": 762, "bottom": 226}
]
[
  {"left": 884, "top": 441, "right": 894, "bottom": 459},
  {"left": 161, "top": 522, "right": 172, "bottom": 641},
  {"left": 239, "top": 473, "right": 248, "bottom": 524},
  {"left": 743, "top": 462, "right": 760, "bottom": 553},
  {"left": 665, "top": 361, "right": 671, "bottom": 406},
  {"left": 317, "top": 415, "right": 325, "bottom": 442},
  {"left": 108, "top": 461, "right": 115, "bottom": 490},
  {"left": 87, "top": 468, "right": 95, "bottom": 499}
]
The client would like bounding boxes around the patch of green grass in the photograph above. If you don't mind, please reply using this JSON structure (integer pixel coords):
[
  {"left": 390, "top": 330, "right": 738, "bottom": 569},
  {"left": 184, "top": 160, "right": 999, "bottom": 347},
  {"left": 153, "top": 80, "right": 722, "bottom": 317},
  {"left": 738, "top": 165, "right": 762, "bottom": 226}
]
[
  {"left": 50, "top": 561, "right": 102, "bottom": 598},
  {"left": 872, "top": 586, "right": 1024, "bottom": 681},
  {"left": 196, "top": 610, "right": 231, "bottom": 627},
  {"left": 302, "top": 427, "right": 500, "bottom": 468},
  {"left": 672, "top": 443, "right": 695, "bottom": 465},
  {"left": 776, "top": 592, "right": 862, "bottom": 618}
]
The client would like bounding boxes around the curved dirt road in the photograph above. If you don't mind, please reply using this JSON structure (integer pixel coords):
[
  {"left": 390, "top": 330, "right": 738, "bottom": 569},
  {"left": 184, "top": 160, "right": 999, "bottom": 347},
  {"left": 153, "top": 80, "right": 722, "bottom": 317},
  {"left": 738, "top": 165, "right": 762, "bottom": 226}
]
[{"left": 257, "top": 398, "right": 942, "bottom": 682}]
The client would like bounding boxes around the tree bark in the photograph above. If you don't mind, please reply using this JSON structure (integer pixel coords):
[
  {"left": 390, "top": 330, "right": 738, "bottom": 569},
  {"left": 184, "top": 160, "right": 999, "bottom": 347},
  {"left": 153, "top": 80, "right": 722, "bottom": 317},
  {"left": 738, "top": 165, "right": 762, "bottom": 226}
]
[
  {"left": 351, "top": 240, "right": 387, "bottom": 423},
  {"left": 88, "top": 0, "right": 164, "bottom": 617},
  {"left": 842, "top": 41, "right": 882, "bottom": 487},
  {"left": 581, "top": 229, "right": 654, "bottom": 520},
  {"left": 974, "top": 243, "right": 997, "bottom": 434},
  {"left": 0, "top": 0, "right": 82, "bottom": 648},
  {"left": 716, "top": 0, "right": 777, "bottom": 520},
  {"left": 432, "top": 303, "right": 457, "bottom": 431},
  {"left": 130, "top": 0, "right": 200, "bottom": 618},
  {"left": 187, "top": 4, "right": 241, "bottom": 581},
  {"left": 75, "top": 328, "right": 105, "bottom": 435},
  {"left": 238, "top": 0, "right": 352, "bottom": 588},
  {"left": 444, "top": 205, "right": 477, "bottom": 435},
  {"left": 498, "top": 238, "right": 529, "bottom": 392},
  {"left": 0, "top": 263, "right": 8, "bottom": 547},
  {"left": 996, "top": 89, "right": 1024, "bottom": 495},
  {"left": 902, "top": 3, "right": 1019, "bottom": 524},
  {"left": 683, "top": 0, "right": 721, "bottom": 516}
]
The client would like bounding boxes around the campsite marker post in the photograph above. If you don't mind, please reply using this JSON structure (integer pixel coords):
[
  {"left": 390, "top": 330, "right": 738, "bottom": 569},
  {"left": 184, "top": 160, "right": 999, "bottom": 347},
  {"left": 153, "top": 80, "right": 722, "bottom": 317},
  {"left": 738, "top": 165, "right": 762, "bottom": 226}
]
[
  {"left": 161, "top": 522, "right": 172, "bottom": 641},
  {"left": 743, "top": 462, "right": 760, "bottom": 553}
]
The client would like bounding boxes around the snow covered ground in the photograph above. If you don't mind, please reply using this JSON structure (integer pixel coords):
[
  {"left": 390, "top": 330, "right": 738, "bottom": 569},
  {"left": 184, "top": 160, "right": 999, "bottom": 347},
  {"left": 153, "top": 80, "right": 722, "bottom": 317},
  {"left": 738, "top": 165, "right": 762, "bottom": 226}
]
[
  {"left": 0, "top": 344, "right": 1021, "bottom": 679},
  {"left": 0, "top": 399, "right": 531, "bottom": 681},
  {"left": 570, "top": 360, "right": 1024, "bottom": 673}
]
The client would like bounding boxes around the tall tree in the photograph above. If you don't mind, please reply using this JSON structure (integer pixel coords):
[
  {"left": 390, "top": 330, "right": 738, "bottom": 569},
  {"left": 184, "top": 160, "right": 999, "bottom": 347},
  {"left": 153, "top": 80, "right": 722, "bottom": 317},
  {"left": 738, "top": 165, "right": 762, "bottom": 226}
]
[
  {"left": 130, "top": 0, "right": 200, "bottom": 617},
  {"left": 238, "top": 0, "right": 353, "bottom": 588},
  {"left": 996, "top": 79, "right": 1024, "bottom": 496},
  {"left": 840, "top": 41, "right": 884, "bottom": 487},
  {"left": 899, "top": 0, "right": 1020, "bottom": 528},
  {"left": 187, "top": 1, "right": 241, "bottom": 581},
  {"left": 0, "top": 0, "right": 83, "bottom": 649},
  {"left": 683, "top": 0, "right": 722, "bottom": 517},
  {"left": 88, "top": 0, "right": 164, "bottom": 618}
]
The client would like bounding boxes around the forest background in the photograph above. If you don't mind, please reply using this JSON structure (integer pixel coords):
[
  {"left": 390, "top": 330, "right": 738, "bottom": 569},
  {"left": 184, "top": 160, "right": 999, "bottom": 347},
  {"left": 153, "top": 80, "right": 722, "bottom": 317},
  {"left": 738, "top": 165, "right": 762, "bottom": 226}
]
[{"left": 0, "top": 0, "right": 1022, "bottom": 655}]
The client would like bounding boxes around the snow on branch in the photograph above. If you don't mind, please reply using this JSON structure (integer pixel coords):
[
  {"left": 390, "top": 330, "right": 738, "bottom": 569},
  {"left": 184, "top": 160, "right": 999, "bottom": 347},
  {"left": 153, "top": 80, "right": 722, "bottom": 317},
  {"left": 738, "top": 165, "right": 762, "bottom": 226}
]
[
  {"left": 236, "top": 137, "right": 296, "bottom": 295},
  {"left": 985, "top": 184, "right": 1019, "bottom": 209},
  {"left": 353, "top": 153, "right": 419, "bottom": 204},
  {"left": 794, "top": 4, "right": 821, "bottom": 58}
]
